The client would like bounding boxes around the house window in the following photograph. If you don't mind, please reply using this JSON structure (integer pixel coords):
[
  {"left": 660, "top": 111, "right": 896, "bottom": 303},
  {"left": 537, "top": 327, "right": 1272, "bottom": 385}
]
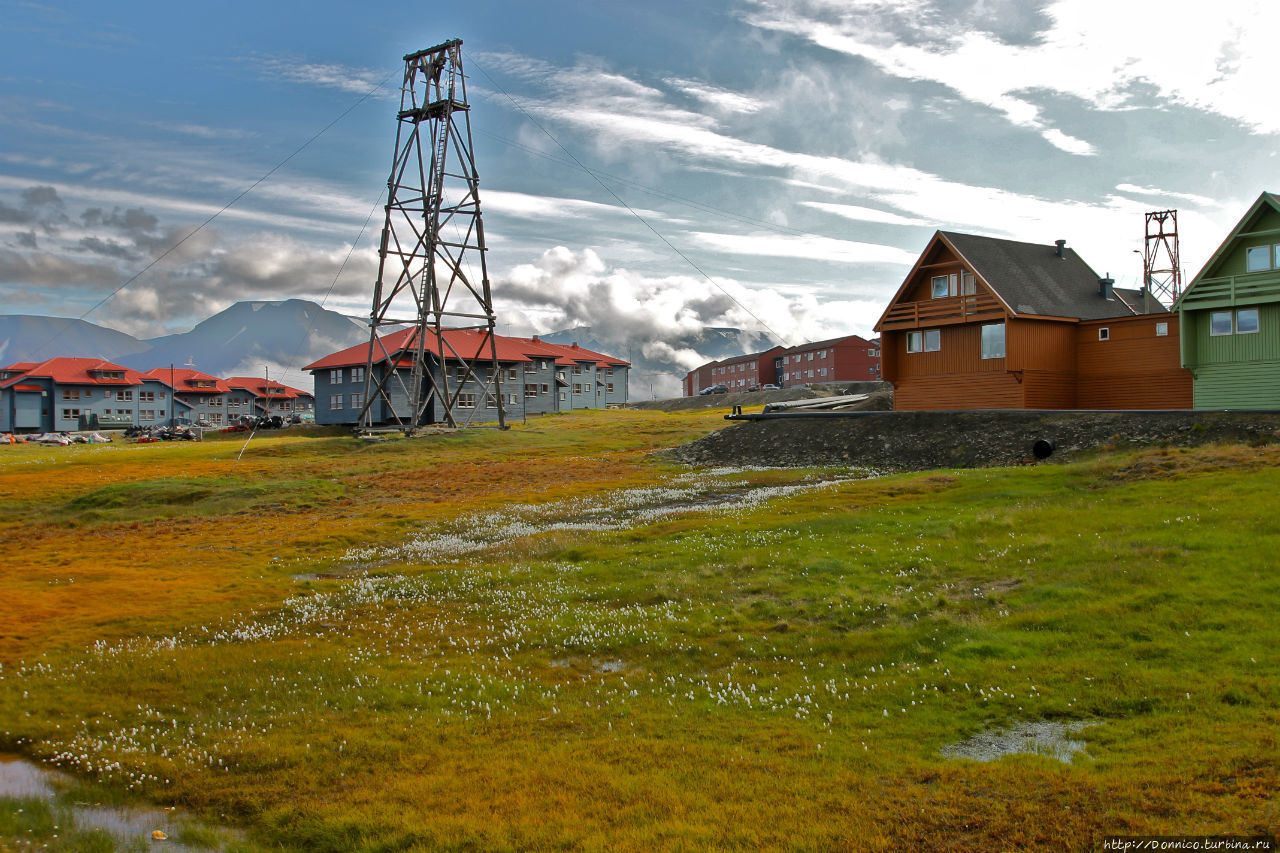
[
  {"left": 350, "top": 367, "right": 365, "bottom": 383},
  {"left": 869, "top": 348, "right": 879, "bottom": 357},
  {"left": 62, "top": 389, "right": 80, "bottom": 401},
  {"left": 506, "top": 368, "right": 517, "bottom": 381},
  {"left": 508, "top": 393, "right": 519, "bottom": 405},
  {"left": 1247, "top": 246, "right": 1272, "bottom": 273},
  {"left": 349, "top": 393, "right": 364, "bottom": 409},
  {"left": 525, "top": 384, "right": 538, "bottom": 398},
  {"left": 210, "top": 397, "right": 222, "bottom": 407},
  {"left": 329, "top": 369, "right": 342, "bottom": 384},
  {"left": 209, "top": 413, "right": 222, "bottom": 426},
  {"left": 456, "top": 393, "right": 476, "bottom": 408},
  {"left": 139, "top": 391, "right": 155, "bottom": 403},
  {"left": 931, "top": 275, "right": 950, "bottom": 298},
  {"left": 62, "top": 408, "right": 80, "bottom": 420},
  {"left": 907, "top": 329, "right": 941, "bottom": 352},
  {"left": 806, "top": 352, "right": 814, "bottom": 361},
  {"left": 524, "top": 362, "right": 536, "bottom": 373},
  {"left": 1210, "top": 311, "right": 1233, "bottom": 336},
  {"left": 486, "top": 395, "right": 497, "bottom": 408},
  {"left": 560, "top": 391, "right": 567, "bottom": 402},
  {"left": 981, "top": 323, "right": 1005, "bottom": 359},
  {"left": 1155, "top": 321, "right": 1169, "bottom": 337},
  {"left": 116, "top": 390, "right": 133, "bottom": 401},
  {"left": 607, "top": 383, "right": 615, "bottom": 393},
  {"left": 573, "top": 383, "right": 583, "bottom": 394},
  {"left": 960, "top": 270, "right": 976, "bottom": 295},
  {"left": 541, "top": 384, "right": 550, "bottom": 393},
  {"left": 140, "top": 409, "right": 155, "bottom": 420},
  {"left": 329, "top": 394, "right": 343, "bottom": 410},
  {"left": 1237, "top": 308, "right": 1260, "bottom": 334},
  {"left": 1098, "top": 328, "right": 1110, "bottom": 341}
]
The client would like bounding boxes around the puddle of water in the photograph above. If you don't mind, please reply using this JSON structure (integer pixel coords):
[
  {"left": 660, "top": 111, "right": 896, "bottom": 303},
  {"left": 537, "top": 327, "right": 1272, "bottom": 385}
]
[
  {"left": 0, "top": 753, "right": 237, "bottom": 851},
  {"left": 939, "top": 720, "right": 1096, "bottom": 764}
]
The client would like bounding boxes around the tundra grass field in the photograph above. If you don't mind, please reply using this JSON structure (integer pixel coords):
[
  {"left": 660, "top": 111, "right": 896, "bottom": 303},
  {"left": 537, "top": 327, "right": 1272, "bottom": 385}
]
[{"left": 0, "top": 409, "right": 1276, "bottom": 851}]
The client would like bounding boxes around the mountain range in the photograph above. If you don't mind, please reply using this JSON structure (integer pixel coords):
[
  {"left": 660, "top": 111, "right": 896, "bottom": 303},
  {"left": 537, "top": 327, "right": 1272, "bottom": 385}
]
[{"left": 0, "top": 301, "right": 776, "bottom": 398}]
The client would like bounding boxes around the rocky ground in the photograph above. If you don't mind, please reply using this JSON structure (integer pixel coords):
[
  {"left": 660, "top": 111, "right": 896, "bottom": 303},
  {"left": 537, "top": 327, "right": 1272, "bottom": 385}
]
[{"left": 667, "top": 408, "right": 1280, "bottom": 472}]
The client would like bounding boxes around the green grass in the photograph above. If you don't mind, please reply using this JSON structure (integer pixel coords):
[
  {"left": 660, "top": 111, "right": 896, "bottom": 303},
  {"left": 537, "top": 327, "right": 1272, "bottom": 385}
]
[{"left": 1, "top": 417, "right": 1277, "bottom": 850}]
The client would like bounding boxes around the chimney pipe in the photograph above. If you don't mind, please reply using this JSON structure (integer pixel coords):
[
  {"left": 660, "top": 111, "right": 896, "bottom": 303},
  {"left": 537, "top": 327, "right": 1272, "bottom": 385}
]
[
  {"left": 1100, "top": 273, "right": 1115, "bottom": 300},
  {"left": 1055, "top": 239, "right": 1066, "bottom": 259}
]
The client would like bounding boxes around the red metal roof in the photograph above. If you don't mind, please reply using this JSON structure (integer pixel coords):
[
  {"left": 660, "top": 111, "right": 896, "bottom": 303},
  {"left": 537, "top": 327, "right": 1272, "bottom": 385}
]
[
  {"left": 224, "top": 377, "right": 310, "bottom": 400},
  {"left": 139, "top": 367, "right": 233, "bottom": 394},
  {"left": 302, "top": 329, "right": 630, "bottom": 373},
  {"left": 0, "top": 357, "right": 143, "bottom": 390}
]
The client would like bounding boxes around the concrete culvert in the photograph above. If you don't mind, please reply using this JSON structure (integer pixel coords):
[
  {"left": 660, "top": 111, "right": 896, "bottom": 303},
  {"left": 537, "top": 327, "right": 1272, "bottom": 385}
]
[{"left": 1032, "top": 438, "right": 1055, "bottom": 460}]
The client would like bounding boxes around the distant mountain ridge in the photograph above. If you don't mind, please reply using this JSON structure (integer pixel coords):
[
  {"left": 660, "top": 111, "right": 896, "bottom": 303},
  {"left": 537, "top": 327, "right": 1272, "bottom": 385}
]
[
  {"left": 0, "top": 300, "right": 369, "bottom": 381},
  {"left": 0, "top": 304, "right": 770, "bottom": 398}
]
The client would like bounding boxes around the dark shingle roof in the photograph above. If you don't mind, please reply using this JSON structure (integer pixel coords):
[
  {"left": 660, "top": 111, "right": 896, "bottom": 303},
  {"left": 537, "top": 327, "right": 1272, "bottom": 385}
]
[{"left": 941, "top": 232, "right": 1166, "bottom": 320}]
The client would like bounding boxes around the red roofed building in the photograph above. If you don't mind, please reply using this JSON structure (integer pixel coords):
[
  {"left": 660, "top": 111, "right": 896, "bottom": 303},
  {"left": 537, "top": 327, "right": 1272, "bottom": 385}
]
[
  {"left": 224, "top": 377, "right": 314, "bottom": 421},
  {"left": 0, "top": 357, "right": 158, "bottom": 432},
  {"left": 140, "top": 368, "right": 235, "bottom": 427},
  {"left": 303, "top": 329, "right": 629, "bottom": 425}
]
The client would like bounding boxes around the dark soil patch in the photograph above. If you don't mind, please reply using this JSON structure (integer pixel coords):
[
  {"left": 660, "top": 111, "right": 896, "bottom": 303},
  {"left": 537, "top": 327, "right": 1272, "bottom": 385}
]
[{"left": 667, "top": 410, "right": 1280, "bottom": 472}]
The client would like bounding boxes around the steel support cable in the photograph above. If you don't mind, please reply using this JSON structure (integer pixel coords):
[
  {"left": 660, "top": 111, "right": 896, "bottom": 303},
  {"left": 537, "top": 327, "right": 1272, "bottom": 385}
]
[
  {"left": 470, "top": 59, "right": 795, "bottom": 349},
  {"left": 71, "top": 72, "right": 394, "bottom": 332}
]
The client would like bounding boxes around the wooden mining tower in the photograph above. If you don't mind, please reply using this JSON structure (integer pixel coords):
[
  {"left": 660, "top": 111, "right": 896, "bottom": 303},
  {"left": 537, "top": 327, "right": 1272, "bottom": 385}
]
[
  {"left": 1143, "top": 209, "right": 1182, "bottom": 309},
  {"left": 358, "top": 39, "right": 504, "bottom": 433}
]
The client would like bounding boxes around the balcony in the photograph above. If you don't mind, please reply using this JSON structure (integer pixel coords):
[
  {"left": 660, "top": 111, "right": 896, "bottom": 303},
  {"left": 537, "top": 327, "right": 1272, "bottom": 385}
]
[{"left": 879, "top": 293, "right": 1004, "bottom": 330}]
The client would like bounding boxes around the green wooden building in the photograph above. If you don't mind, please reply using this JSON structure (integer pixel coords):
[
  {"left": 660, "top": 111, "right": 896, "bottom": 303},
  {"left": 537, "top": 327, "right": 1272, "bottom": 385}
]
[{"left": 1176, "top": 191, "right": 1280, "bottom": 409}]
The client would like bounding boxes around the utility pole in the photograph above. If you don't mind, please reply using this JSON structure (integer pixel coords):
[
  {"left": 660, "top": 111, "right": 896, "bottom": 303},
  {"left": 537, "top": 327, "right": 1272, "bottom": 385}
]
[{"left": 358, "top": 39, "right": 503, "bottom": 434}]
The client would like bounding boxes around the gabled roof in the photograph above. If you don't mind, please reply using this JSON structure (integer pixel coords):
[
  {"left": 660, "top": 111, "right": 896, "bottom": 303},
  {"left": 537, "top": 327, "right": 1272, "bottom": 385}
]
[
  {"left": 942, "top": 232, "right": 1158, "bottom": 320},
  {"left": 876, "top": 231, "right": 1162, "bottom": 330},
  {"left": 224, "top": 377, "right": 309, "bottom": 400},
  {"left": 303, "top": 329, "right": 630, "bottom": 372},
  {"left": 1176, "top": 191, "right": 1280, "bottom": 310},
  {"left": 0, "top": 357, "right": 144, "bottom": 390},
  {"left": 781, "top": 333, "right": 873, "bottom": 354},
  {"left": 139, "top": 367, "right": 232, "bottom": 394}
]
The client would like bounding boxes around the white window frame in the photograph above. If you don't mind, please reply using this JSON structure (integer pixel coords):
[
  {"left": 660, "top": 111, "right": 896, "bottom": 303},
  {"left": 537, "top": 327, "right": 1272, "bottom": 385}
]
[
  {"left": 350, "top": 367, "right": 365, "bottom": 383},
  {"left": 1098, "top": 328, "right": 1110, "bottom": 341},
  {"left": 1247, "top": 246, "right": 1272, "bottom": 273},
  {"left": 980, "top": 323, "right": 1005, "bottom": 359},
  {"left": 931, "top": 275, "right": 949, "bottom": 298},
  {"left": 456, "top": 392, "right": 476, "bottom": 409},
  {"left": 525, "top": 383, "right": 538, "bottom": 398},
  {"left": 329, "top": 369, "right": 342, "bottom": 384},
  {"left": 1155, "top": 321, "right": 1169, "bottom": 337},
  {"left": 1209, "top": 311, "right": 1233, "bottom": 336},
  {"left": 349, "top": 393, "right": 364, "bottom": 409},
  {"left": 329, "top": 394, "right": 343, "bottom": 410},
  {"left": 1236, "top": 308, "right": 1260, "bottom": 334}
]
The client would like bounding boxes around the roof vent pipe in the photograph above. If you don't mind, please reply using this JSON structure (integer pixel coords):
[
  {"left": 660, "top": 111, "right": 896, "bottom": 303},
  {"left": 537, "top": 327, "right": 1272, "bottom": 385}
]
[
  {"left": 1100, "top": 274, "right": 1115, "bottom": 300},
  {"left": 1055, "top": 239, "right": 1066, "bottom": 259}
]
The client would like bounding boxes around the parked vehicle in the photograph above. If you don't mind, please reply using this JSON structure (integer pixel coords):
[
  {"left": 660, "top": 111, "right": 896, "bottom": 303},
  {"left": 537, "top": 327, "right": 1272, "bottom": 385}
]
[{"left": 760, "top": 384, "right": 780, "bottom": 390}]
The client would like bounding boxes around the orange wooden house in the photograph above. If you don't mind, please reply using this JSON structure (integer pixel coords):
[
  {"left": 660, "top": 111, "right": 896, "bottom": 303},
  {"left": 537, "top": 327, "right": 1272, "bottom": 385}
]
[{"left": 875, "top": 231, "right": 1192, "bottom": 410}]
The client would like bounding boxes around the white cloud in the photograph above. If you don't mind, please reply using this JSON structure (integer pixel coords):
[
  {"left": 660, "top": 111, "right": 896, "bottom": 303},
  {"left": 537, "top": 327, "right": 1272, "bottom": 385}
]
[
  {"left": 664, "top": 78, "right": 764, "bottom": 114},
  {"left": 742, "top": 0, "right": 1280, "bottom": 152},
  {"left": 686, "top": 230, "right": 918, "bottom": 265},
  {"left": 801, "top": 201, "right": 930, "bottom": 226}
]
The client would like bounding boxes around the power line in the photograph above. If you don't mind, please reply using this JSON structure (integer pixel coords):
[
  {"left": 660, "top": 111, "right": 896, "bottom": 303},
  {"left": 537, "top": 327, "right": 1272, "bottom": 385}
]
[
  {"left": 470, "top": 58, "right": 796, "bottom": 349},
  {"left": 29, "top": 71, "right": 394, "bottom": 363}
]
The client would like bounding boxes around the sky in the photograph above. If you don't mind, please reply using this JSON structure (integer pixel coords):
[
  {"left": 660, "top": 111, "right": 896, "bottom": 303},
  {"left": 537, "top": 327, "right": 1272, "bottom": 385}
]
[{"left": 3, "top": 0, "right": 1279, "bottom": 393}]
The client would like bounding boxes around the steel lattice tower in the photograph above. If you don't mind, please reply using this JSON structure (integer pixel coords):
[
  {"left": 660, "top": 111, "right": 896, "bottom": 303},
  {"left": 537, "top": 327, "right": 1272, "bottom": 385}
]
[
  {"left": 1143, "top": 209, "right": 1182, "bottom": 308},
  {"left": 359, "top": 39, "right": 503, "bottom": 433}
]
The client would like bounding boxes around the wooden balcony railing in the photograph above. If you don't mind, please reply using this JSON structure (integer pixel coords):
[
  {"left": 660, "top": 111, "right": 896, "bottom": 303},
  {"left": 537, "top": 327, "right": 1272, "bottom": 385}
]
[
  {"left": 1177, "top": 273, "right": 1280, "bottom": 310},
  {"left": 879, "top": 293, "right": 1004, "bottom": 329}
]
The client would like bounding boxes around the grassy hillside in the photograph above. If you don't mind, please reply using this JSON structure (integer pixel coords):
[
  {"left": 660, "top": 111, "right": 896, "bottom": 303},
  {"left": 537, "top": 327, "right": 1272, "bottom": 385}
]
[{"left": 0, "top": 410, "right": 1276, "bottom": 851}]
